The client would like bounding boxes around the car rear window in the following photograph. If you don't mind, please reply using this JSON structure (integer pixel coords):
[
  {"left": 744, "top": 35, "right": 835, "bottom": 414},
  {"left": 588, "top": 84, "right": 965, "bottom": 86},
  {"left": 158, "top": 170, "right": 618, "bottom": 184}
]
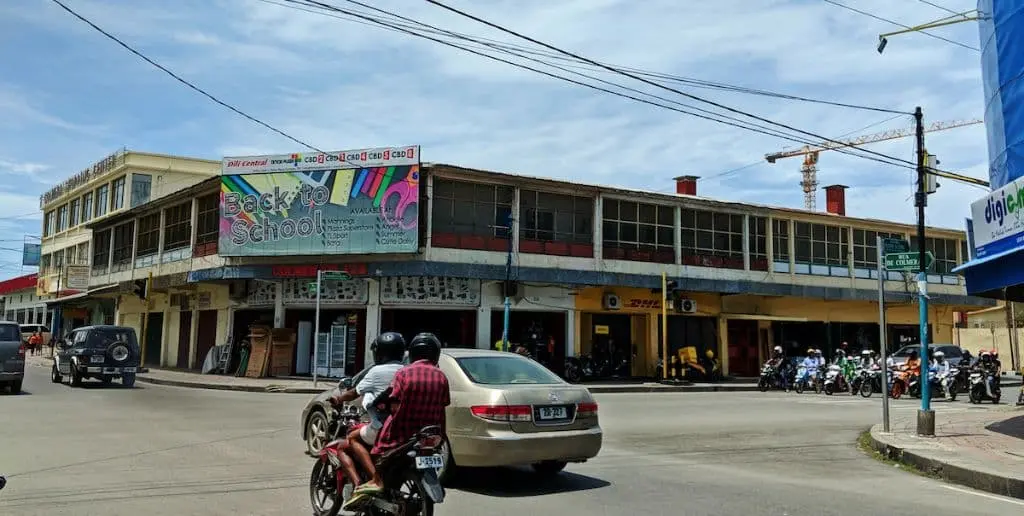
[
  {"left": 937, "top": 346, "right": 962, "bottom": 358},
  {"left": 0, "top": 324, "right": 20, "bottom": 341},
  {"left": 456, "top": 356, "right": 563, "bottom": 385}
]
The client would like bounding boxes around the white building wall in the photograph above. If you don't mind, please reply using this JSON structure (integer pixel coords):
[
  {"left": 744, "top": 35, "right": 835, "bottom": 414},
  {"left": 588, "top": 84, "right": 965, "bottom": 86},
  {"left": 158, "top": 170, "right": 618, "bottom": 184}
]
[{"left": 3, "top": 289, "right": 50, "bottom": 324}]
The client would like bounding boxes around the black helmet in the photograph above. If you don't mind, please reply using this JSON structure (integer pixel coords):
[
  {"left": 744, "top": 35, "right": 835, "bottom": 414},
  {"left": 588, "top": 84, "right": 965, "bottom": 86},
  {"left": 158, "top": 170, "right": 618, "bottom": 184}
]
[
  {"left": 372, "top": 332, "right": 406, "bottom": 363},
  {"left": 408, "top": 333, "right": 442, "bottom": 364}
]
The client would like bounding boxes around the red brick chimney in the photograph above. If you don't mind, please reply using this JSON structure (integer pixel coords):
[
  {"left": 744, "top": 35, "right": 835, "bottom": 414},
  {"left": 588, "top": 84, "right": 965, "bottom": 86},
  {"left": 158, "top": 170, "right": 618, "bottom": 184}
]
[
  {"left": 673, "top": 175, "right": 699, "bottom": 196},
  {"left": 823, "top": 184, "right": 848, "bottom": 216}
]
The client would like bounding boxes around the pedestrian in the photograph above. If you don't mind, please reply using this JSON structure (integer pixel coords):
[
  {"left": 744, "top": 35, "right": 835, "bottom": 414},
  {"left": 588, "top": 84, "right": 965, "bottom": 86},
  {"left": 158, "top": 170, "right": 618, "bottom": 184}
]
[{"left": 28, "top": 331, "right": 42, "bottom": 356}]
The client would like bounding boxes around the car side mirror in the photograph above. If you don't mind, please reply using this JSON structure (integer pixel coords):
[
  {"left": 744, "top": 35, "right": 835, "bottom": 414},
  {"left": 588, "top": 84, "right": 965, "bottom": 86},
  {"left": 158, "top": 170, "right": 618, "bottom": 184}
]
[{"left": 339, "top": 377, "right": 353, "bottom": 390}]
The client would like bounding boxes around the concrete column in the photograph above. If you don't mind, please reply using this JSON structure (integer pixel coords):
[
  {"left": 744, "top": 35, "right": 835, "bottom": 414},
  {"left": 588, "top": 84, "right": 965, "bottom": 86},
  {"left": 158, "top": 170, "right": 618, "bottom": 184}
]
[
  {"left": 273, "top": 281, "right": 284, "bottom": 327},
  {"left": 847, "top": 226, "right": 855, "bottom": 278},
  {"left": 511, "top": 187, "right": 521, "bottom": 257},
  {"left": 424, "top": 172, "right": 434, "bottom": 252},
  {"left": 364, "top": 279, "right": 381, "bottom": 367},
  {"left": 565, "top": 308, "right": 576, "bottom": 358},
  {"left": 189, "top": 198, "right": 199, "bottom": 249},
  {"left": 477, "top": 302, "right": 491, "bottom": 350},
  {"left": 742, "top": 214, "right": 751, "bottom": 271},
  {"left": 130, "top": 217, "right": 139, "bottom": 268},
  {"left": 787, "top": 220, "right": 796, "bottom": 275},
  {"left": 674, "top": 206, "right": 682, "bottom": 265},
  {"left": 593, "top": 195, "right": 603, "bottom": 266},
  {"left": 157, "top": 208, "right": 167, "bottom": 257},
  {"left": 765, "top": 216, "right": 774, "bottom": 275},
  {"left": 717, "top": 317, "right": 730, "bottom": 376},
  {"left": 188, "top": 306, "right": 199, "bottom": 369},
  {"left": 107, "top": 229, "right": 115, "bottom": 270}
]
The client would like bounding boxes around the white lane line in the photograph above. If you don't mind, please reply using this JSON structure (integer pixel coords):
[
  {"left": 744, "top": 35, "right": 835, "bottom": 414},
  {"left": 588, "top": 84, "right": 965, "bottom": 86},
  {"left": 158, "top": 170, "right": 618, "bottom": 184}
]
[{"left": 940, "top": 485, "right": 1024, "bottom": 506}]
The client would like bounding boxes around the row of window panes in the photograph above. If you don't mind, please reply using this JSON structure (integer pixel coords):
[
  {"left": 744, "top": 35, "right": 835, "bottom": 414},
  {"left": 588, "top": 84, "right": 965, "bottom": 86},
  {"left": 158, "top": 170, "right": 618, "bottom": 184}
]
[
  {"left": 426, "top": 180, "right": 967, "bottom": 273},
  {"left": 91, "top": 194, "right": 216, "bottom": 269},
  {"left": 42, "top": 176, "right": 136, "bottom": 236}
]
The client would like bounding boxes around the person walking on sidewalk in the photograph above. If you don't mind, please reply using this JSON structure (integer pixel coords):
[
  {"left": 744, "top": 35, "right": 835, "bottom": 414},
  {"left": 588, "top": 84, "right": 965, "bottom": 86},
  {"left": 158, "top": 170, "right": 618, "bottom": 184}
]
[{"left": 27, "top": 331, "right": 42, "bottom": 356}]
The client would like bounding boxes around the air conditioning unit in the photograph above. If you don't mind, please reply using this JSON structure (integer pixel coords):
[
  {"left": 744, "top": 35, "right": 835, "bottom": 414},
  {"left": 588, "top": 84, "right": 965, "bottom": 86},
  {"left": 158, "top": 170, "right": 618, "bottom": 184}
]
[
  {"left": 675, "top": 298, "right": 697, "bottom": 314},
  {"left": 602, "top": 293, "right": 621, "bottom": 310}
]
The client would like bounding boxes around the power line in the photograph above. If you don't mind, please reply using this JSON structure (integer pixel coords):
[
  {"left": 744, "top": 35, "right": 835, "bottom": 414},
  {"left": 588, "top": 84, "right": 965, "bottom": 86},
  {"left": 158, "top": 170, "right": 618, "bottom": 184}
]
[
  {"left": 424, "top": 0, "right": 925, "bottom": 171},
  {"left": 822, "top": 0, "right": 979, "bottom": 51},
  {"left": 48, "top": 0, "right": 325, "bottom": 153},
  {"left": 915, "top": 0, "right": 964, "bottom": 17},
  {"left": 283, "top": 1, "right": 913, "bottom": 170},
  {"left": 259, "top": 0, "right": 905, "bottom": 116}
]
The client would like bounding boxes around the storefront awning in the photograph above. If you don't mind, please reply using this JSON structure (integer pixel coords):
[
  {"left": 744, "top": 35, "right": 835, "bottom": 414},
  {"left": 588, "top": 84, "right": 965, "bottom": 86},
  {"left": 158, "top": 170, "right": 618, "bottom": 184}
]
[
  {"left": 44, "top": 284, "right": 119, "bottom": 305},
  {"left": 952, "top": 245, "right": 1024, "bottom": 301}
]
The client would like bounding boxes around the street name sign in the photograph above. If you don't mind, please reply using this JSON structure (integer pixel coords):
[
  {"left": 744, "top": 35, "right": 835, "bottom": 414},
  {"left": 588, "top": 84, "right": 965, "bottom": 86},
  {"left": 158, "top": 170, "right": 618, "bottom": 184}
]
[{"left": 884, "top": 251, "right": 934, "bottom": 271}]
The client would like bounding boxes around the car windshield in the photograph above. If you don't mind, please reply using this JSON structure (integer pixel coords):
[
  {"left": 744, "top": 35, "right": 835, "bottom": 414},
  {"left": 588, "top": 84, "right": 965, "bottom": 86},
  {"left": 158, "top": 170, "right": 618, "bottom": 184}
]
[
  {"left": 0, "top": 324, "right": 19, "bottom": 341},
  {"left": 456, "top": 356, "right": 563, "bottom": 385}
]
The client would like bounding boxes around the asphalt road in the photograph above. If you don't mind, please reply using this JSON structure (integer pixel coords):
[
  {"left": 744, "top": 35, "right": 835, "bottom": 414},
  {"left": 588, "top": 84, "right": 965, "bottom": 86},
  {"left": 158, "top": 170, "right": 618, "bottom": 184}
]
[{"left": 1, "top": 364, "right": 1021, "bottom": 515}]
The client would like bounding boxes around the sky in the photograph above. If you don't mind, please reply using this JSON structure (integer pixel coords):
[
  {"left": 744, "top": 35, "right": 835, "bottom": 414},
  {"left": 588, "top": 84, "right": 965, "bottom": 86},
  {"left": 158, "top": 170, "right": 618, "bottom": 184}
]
[{"left": 0, "top": 0, "right": 989, "bottom": 279}]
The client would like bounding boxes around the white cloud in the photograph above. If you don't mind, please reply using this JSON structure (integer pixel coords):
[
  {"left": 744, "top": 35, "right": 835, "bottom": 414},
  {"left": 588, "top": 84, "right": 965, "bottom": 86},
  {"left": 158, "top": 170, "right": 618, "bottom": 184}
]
[{"left": 0, "top": 0, "right": 994, "bottom": 276}]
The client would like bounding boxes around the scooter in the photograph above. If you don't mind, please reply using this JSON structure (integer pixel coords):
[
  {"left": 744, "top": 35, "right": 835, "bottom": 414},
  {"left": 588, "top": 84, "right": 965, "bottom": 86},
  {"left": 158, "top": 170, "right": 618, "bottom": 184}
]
[
  {"left": 823, "top": 364, "right": 847, "bottom": 395},
  {"left": 937, "top": 367, "right": 960, "bottom": 401},
  {"left": 889, "top": 367, "right": 909, "bottom": 399},
  {"left": 968, "top": 370, "right": 1001, "bottom": 404},
  {"left": 792, "top": 365, "right": 819, "bottom": 394}
]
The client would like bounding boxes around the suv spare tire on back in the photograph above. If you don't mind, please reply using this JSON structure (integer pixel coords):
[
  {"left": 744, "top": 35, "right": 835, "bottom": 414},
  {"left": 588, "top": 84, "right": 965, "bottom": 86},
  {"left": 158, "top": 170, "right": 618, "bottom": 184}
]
[{"left": 107, "top": 342, "right": 131, "bottom": 363}]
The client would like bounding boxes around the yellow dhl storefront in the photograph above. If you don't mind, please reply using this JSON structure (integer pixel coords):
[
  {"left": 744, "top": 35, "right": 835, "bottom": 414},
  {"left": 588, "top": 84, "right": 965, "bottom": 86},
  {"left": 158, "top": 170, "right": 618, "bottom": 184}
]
[{"left": 574, "top": 287, "right": 722, "bottom": 377}]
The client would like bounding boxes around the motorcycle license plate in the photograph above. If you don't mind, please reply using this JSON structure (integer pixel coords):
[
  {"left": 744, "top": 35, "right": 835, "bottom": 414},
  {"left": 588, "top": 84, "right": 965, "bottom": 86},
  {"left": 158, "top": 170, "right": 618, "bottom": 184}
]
[{"left": 415, "top": 455, "right": 444, "bottom": 470}]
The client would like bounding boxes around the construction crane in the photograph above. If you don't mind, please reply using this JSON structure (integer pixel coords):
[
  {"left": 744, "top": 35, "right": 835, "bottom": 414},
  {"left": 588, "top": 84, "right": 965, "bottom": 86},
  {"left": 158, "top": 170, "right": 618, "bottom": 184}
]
[{"left": 765, "top": 118, "right": 983, "bottom": 210}]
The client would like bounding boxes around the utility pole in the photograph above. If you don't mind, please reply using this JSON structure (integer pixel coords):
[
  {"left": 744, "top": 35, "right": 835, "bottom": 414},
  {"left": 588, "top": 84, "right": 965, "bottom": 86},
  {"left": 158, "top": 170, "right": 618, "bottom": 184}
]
[
  {"left": 914, "top": 106, "right": 934, "bottom": 437},
  {"left": 502, "top": 212, "right": 514, "bottom": 351}
]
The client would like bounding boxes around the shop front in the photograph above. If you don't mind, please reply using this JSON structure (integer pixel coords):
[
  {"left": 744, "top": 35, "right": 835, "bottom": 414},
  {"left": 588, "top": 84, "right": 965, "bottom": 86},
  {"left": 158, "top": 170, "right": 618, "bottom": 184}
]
[
  {"left": 479, "top": 281, "right": 574, "bottom": 373},
  {"left": 575, "top": 287, "right": 721, "bottom": 378},
  {"left": 239, "top": 276, "right": 369, "bottom": 377},
  {"left": 379, "top": 276, "right": 480, "bottom": 349}
]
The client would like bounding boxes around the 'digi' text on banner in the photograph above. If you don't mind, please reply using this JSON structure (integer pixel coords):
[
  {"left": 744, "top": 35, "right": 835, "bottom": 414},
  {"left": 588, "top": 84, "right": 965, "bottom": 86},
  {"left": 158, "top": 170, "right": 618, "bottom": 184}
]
[{"left": 218, "top": 147, "right": 421, "bottom": 257}]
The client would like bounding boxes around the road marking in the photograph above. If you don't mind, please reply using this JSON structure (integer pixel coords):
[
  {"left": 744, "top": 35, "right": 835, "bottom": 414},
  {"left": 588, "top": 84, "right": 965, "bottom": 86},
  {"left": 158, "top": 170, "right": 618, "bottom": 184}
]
[{"left": 939, "top": 485, "right": 1024, "bottom": 506}]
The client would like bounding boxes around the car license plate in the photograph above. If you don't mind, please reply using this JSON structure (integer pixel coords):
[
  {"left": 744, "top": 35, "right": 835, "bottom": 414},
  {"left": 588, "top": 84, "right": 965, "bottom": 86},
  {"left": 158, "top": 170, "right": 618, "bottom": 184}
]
[
  {"left": 537, "top": 406, "right": 568, "bottom": 420},
  {"left": 90, "top": 356, "right": 105, "bottom": 364},
  {"left": 414, "top": 455, "right": 443, "bottom": 470}
]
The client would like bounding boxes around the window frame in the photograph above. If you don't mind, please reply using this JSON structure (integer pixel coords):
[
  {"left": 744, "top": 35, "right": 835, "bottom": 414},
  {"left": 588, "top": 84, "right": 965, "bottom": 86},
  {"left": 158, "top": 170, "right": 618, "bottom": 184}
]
[
  {"left": 130, "top": 174, "right": 152, "bottom": 208},
  {"left": 519, "top": 189, "right": 593, "bottom": 244},
  {"left": 111, "top": 176, "right": 126, "bottom": 210},
  {"left": 92, "top": 229, "right": 112, "bottom": 273},
  {"left": 430, "top": 179, "right": 514, "bottom": 239},
  {"left": 163, "top": 202, "right": 192, "bottom": 251},
  {"left": 95, "top": 184, "right": 109, "bottom": 218},
  {"left": 135, "top": 213, "right": 161, "bottom": 257}
]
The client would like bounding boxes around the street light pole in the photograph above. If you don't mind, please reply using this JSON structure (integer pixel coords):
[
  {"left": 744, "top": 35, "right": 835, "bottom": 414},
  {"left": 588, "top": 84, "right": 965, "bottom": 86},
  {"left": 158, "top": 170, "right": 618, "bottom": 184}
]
[{"left": 914, "top": 106, "right": 935, "bottom": 437}]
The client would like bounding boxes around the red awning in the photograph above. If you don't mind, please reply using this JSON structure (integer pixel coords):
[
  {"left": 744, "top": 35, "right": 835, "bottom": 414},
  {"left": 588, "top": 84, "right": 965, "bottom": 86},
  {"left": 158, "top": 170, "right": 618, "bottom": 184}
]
[{"left": 0, "top": 273, "right": 37, "bottom": 295}]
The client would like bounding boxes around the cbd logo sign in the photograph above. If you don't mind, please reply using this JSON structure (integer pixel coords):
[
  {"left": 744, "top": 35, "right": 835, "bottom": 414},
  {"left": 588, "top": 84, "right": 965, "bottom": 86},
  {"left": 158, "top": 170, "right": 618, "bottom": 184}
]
[{"left": 624, "top": 298, "right": 661, "bottom": 309}]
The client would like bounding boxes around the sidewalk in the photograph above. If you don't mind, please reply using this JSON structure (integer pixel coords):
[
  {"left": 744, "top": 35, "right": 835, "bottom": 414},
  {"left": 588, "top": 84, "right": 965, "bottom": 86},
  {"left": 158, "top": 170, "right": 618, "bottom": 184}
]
[
  {"left": 135, "top": 367, "right": 761, "bottom": 394},
  {"left": 869, "top": 406, "right": 1024, "bottom": 500}
]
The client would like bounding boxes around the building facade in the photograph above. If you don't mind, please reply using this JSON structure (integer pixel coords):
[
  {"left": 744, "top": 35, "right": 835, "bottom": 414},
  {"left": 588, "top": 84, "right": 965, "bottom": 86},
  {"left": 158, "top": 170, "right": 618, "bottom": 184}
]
[
  {"left": 64, "top": 151, "right": 993, "bottom": 379},
  {"left": 0, "top": 274, "right": 50, "bottom": 325},
  {"left": 39, "top": 150, "right": 220, "bottom": 335}
]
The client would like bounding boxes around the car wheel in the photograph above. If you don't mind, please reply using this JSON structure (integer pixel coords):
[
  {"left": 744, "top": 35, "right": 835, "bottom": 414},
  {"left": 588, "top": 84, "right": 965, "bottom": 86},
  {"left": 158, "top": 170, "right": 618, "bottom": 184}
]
[
  {"left": 70, "top": 367, "right": 82, "bottom": 387},
  {"left": 437, "top": 438, "right": 457, "bottom": 485},
  {"left": 531, "top": 461, "right": 567, "bottom": 476},
  {"left": 11, "top": 380, "right": 21, "bottom": 394},
  {"left": 306, "top": 410, "right": 329, "bottom": 456},
  {"left": 51, "top": 364, "right": 62, "bottom": 384},
  {"left": 122, "top": 373, "right": 136, "bottom": 388}
]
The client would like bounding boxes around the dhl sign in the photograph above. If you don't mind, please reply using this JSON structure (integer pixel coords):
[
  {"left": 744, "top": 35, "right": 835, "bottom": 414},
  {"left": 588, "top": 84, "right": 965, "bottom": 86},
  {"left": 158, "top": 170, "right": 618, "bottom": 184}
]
[{"left": 623, "top": 298, "right": 662, "bottom": 309}]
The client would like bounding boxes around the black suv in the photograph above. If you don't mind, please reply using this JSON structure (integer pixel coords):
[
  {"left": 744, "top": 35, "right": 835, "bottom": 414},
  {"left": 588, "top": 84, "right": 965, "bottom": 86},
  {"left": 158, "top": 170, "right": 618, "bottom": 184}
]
[{"left": 52, "top": 326, "right": 141, "bottom": 387}]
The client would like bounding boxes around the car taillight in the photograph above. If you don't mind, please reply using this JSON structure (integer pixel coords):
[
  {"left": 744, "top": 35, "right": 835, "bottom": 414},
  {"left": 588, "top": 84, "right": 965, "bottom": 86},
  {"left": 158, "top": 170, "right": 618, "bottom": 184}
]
[
  {"left": 470, "top": 404, "right": 532, "bottom": 422},
  {"left": 576, "top": 402, "right": 598, "bottom": 417},
  {"left": 17, "top": 344, "right": 25, "bottom": 357}
]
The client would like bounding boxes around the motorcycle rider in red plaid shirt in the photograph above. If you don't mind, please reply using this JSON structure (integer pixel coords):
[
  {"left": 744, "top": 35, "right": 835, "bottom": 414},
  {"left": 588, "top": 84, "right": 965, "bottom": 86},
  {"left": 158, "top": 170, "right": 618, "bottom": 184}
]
[{"left": 345, "top": 332, "right": 450, "bottom": 510}]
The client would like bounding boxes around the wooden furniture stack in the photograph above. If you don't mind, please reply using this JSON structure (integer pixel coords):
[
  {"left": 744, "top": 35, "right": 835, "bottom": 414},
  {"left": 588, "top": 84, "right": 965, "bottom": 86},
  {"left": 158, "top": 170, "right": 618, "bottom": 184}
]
[{"left": 244, "top": 325, "right": 297, "bottom": 378}]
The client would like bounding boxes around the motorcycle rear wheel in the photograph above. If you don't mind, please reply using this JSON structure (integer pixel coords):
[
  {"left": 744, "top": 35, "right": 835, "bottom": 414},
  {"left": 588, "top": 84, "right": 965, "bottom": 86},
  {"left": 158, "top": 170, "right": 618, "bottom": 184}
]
[
  {"left": 794, "top": 380, "right": 805, "bottom": 394},
  {"left": 758, "top": 377, "right": 769, "bottom": 392},
  {"left": 824, "top": 382, "right": 834, "bottom": 396}
]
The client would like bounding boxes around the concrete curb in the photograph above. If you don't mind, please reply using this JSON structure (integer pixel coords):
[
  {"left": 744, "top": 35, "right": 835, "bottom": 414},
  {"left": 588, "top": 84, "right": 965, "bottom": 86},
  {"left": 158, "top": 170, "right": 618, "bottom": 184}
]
[
  {"left": 134, "top": 374, "right": 761, "bottom": 395},
  {"left": 868, "top": 426, "right": 1024, "bottom": 500}
]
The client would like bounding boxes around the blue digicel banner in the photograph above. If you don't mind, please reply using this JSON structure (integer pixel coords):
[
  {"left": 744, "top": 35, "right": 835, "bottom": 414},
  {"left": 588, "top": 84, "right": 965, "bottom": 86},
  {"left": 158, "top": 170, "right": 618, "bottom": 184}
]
[
  {"left": 970, "top": 174, "right": 1024, "bottom": 257},
  {"left": 979, "top": 0, "right": 1024, "bottom": 189}
]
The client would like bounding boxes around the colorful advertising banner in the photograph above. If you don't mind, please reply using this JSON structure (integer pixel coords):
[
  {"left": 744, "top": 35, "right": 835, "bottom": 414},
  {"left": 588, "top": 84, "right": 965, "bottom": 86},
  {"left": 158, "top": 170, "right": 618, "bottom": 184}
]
[{"left": 219, "top": 146, "right": 421, "bottom": 257}]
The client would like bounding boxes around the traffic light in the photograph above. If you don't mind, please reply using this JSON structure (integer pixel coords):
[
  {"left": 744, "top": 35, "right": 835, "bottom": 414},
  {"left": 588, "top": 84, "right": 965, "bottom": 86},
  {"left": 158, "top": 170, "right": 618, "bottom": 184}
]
[
  {"left": 664, "top": 280, "right": 678, "bottom": 300},
  {"left": 132, "top": 279, "right": 148, "bottom": 300}
]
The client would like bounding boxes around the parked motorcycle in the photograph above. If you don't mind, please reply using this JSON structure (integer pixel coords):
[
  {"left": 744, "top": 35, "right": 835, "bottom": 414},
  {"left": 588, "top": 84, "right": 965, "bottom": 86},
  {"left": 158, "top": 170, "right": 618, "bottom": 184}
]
[
  {"left": 823, "top": 364, "right": 847, "bottom": 395},
  {"left": 758, "top": 363, "right": 784, "bottom": 392},
  {"left": 309, "top": 381, "right": 446, "bottom": 516},
  {"left": 849, "top": 367, "right": 874, "bottom": 397},
  {"left": 889, "top": 368, "right": 909, "bottom": 399},
  {"left": 968, "top": 370, "right": 1001, "bottom": 404}
]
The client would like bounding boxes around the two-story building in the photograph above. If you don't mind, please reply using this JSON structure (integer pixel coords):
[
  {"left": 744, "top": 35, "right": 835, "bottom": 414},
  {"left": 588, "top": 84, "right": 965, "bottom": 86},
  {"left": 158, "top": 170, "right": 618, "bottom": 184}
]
[
  {"left": 0, "top": 273, "right": 50, "bottom": 325},
  {"left": 78, "top": 148, "right": 993, "bottom": 378}
]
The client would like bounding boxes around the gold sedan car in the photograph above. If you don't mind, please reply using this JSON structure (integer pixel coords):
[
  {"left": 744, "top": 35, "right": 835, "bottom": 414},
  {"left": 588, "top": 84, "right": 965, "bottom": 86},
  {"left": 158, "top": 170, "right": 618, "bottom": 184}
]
[{"left": 436, "top": 348, "right": 602, "bottom": 478}]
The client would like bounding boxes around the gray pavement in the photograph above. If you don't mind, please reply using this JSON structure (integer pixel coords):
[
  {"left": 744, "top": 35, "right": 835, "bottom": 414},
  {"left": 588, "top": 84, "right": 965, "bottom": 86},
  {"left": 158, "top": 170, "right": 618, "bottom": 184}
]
[{"left": 3, "top": 363, "right": 1024, "bottom": 515}]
